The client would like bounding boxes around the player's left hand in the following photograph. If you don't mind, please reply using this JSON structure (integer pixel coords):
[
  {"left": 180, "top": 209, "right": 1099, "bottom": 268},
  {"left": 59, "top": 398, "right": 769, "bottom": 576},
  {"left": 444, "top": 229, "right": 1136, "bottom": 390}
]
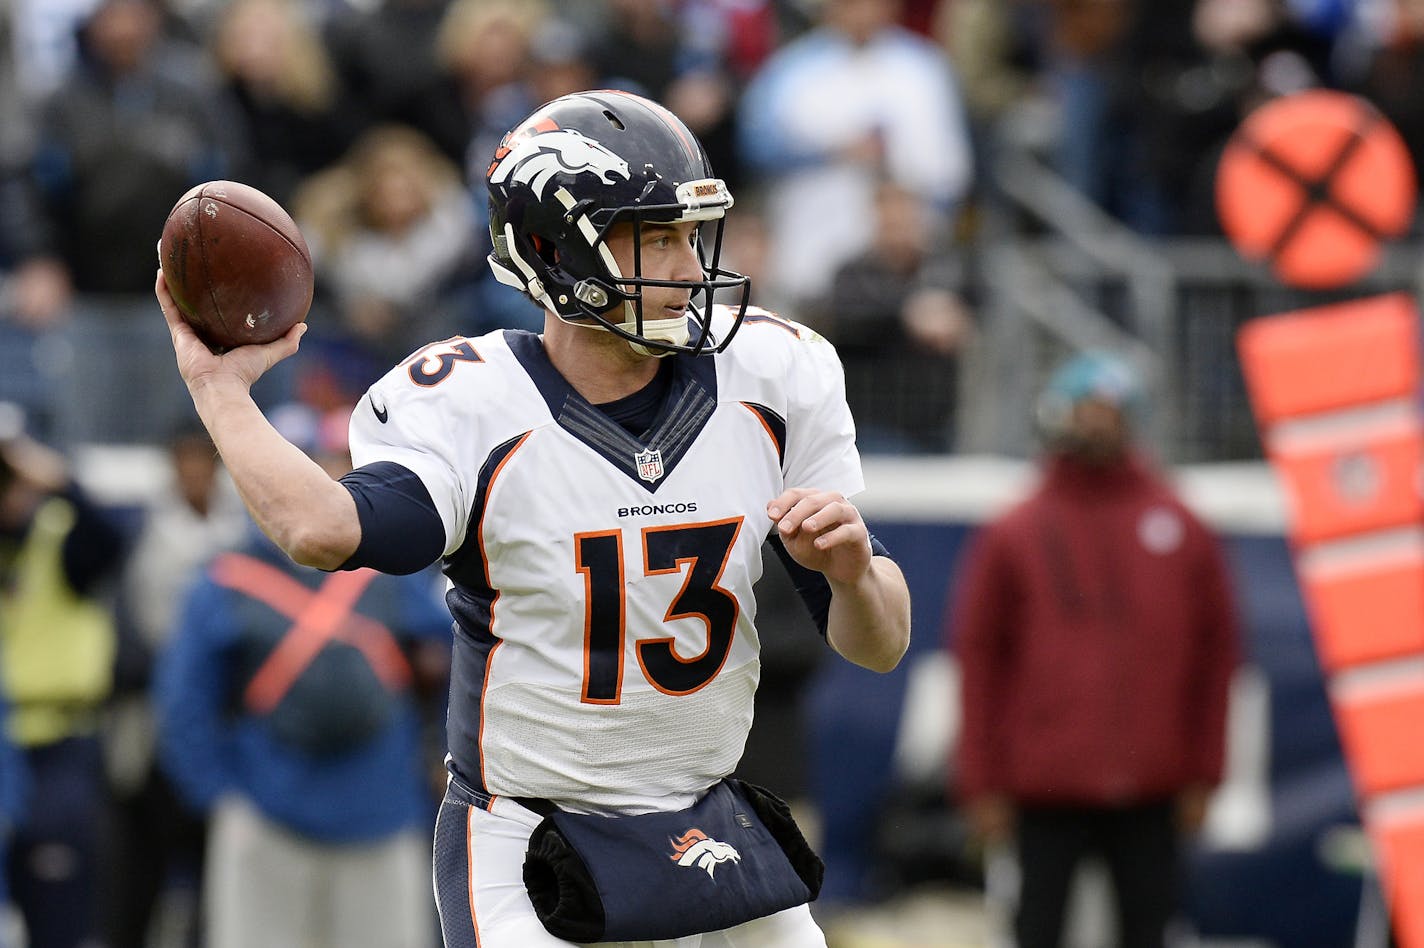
[{"left": 767, "top": 487, "right": 873, "bottom": 585}]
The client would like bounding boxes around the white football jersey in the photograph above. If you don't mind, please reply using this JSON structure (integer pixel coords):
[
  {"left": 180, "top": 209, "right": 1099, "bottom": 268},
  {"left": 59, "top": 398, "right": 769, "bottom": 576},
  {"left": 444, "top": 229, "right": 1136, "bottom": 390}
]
[{"left": 349, "top": 307, "right": 862, "bottom": 814}]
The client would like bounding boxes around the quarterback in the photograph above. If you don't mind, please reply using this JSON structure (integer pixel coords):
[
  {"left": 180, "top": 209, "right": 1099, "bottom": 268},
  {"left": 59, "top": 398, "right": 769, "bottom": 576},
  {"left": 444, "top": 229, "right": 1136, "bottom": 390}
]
[{"left": 157, "top": 90, "right": 910, "bottom": 947}]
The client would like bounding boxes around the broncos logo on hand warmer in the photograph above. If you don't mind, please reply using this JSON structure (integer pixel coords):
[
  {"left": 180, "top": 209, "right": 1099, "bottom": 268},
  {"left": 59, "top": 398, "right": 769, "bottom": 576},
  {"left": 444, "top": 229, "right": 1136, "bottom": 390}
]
[
  {"left": 669, "top": 828, "right": 742, "bottom": 880},
  {"left": 488, "top": 129, "right": 631, "bottom": 199}
]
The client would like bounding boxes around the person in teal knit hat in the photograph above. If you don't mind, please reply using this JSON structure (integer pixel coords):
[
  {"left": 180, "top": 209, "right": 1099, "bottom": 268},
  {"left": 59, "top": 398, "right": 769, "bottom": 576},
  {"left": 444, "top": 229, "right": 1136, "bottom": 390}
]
[{"left": 951, "top": 349, "right": 1241, "bottom": 948}]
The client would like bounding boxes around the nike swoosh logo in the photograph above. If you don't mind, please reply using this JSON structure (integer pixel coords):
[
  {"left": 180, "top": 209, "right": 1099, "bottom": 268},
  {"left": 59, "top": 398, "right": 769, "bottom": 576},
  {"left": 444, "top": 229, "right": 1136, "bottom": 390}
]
[{"left": 371, "top": 399, "right": 389, "bottom": 424}]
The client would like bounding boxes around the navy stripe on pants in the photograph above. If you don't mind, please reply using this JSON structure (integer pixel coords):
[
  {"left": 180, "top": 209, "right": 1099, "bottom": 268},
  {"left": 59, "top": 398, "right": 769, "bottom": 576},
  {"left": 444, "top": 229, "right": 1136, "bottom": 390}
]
[{"left": 433, "top": 787, "right": 480, "bottom": 948}]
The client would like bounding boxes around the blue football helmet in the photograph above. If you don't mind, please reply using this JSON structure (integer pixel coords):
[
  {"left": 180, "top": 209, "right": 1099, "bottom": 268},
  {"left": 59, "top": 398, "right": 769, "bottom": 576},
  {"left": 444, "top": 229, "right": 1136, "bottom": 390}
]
[{"left": 485, "top": 90, "right": 750, "bottom": 356}]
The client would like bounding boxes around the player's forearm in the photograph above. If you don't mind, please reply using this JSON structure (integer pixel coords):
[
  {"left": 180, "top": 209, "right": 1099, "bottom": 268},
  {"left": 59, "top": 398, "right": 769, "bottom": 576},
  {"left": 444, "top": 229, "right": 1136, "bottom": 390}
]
[
  {"left": 825, "top": 556, "right": 911, "bottom": 672},
  {"left": 190, "top": 377, "right": 360, "bottom": 569}
]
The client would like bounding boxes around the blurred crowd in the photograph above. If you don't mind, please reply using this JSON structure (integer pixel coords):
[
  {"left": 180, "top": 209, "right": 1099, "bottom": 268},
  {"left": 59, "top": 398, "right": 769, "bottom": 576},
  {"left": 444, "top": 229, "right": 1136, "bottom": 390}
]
[
  {"left": 2, "top": 0, "right": 1423, "bottom": 454},
  {"left": 0, "top": 400, "right": 455, "bottom": 948},
  {"left": 0, "top": 0, "right": 1415, "bottom": 945},
  {"left": 4, "top": 0, "right": 1424, "bottom": 451}
]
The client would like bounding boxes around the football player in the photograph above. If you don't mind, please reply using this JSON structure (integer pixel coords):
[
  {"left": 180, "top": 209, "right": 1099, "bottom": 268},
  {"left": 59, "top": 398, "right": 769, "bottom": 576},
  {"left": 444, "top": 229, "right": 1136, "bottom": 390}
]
[{"left": 156, "top": 90, "right": 910, "bottom": 947}]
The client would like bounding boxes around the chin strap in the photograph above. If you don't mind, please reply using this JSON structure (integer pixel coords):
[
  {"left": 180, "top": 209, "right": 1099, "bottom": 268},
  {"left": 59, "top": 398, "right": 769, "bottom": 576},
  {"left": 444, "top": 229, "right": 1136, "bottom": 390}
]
[
  {"left": 549, "top": 304, "right": 688, "bottom": 358},
  {"left": 615, "top": 301, "right": 689, "bottom": 356}
]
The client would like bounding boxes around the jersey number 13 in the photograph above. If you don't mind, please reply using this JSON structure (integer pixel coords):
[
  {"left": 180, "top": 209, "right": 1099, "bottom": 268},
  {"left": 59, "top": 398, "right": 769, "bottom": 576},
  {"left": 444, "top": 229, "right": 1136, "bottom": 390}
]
[{"left": 574, "top": 517, "right": 743, "bottom": 704}]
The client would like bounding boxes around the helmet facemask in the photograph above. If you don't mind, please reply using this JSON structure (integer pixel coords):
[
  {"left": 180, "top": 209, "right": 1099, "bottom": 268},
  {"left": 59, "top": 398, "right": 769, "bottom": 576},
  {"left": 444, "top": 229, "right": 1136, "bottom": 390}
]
[{"left": 578, "top": 190, "right": 751, "bottom": 356}]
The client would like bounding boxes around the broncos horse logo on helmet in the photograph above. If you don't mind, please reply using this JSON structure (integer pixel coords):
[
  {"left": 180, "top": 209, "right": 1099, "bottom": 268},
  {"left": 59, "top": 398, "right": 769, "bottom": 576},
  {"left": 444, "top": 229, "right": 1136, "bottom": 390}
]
[
  {"left": 485, "top": 90, "right": 751, "bottom": 356},
  {"left": 488, "top": 129, "right": 631, "bottom": 199}
]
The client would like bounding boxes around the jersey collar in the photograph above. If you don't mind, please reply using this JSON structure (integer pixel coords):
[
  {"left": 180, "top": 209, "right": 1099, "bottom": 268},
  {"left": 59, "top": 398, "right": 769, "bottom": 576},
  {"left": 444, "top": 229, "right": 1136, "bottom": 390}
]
[{"left": 504, "top": 330, "right": 719, "bottom": 492}]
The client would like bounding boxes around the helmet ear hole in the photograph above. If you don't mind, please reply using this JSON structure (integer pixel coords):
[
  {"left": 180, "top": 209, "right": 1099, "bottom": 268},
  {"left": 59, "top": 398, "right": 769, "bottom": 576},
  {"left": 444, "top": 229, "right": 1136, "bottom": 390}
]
[{"left": 530, "top": 234, "right": 557, "bottom": 266}]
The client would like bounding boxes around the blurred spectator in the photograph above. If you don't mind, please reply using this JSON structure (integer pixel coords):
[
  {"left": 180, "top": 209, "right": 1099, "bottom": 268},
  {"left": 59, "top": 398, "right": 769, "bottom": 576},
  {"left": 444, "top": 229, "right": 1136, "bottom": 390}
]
[
  {"left": 0, "top": 4, "right": 64, "bottom": 440},
  {"left": 950, "top": 353, "right": 1241, "bottom": 948},
  {"left": 6, "top": 0, "right": 241, "bottom": 444},
  {"left": 1348, "top": 0, "right": 1424, "bottom": 202},
  {"left": 293, "top": 124, "right": 478, "bottom": 381},
  {"left": 336, "top": 0, "right": 548, "bottom": 354},
  {"left": 933, "top": 0, "right": 1052, "bottom": 224},
  {"left": 0, "top": 690, "right": 30, "bottom": 948},
  {"left": 402, "top": 0, "right": 548, "bottom": 168},
  {"left": 21, "top": 0, "right": 246, "bottom": 300},
  {"left": 587, "top": 0, "right": 743, "bottom": 186},
  {"left": 936, "top": 0, "right": 1041, "bottom": 127},
  {"left": 592, "top": 0, "right": 685, "bottom": 98},
  {"left": 210, "top": 0, "right": 363, "bottom": 208},
  {"left": 5, "top": 0, "right": 103, "bottom": 106},
  {"left": 1130, "top": 0, "right": 1330, "bottom": 233},
  {"left": 525, "top": 17, "right": 599, "bottom": 106},
  {"left": 5, "top": 0, "right": 260, "bottom": 446},
  {"left": 105, "top": 422, "right": 245, "bottom": 948},
  {"left": 154, "top": 404, "right": 451, "bottom": 948},
  {"left": 823, "top": 180, "right": 973, "bottom": 453},
  {"left": 122, "top": 423, "right": 246, "bottom": 662},
  {"left": 681, "top": 0, "right": 781, "bottom": 84},
  {"left": 324, "top": 0, "right": 449, "bottom": 142},
  {"left": 1, "top": 2, "right": 69, "bottom": 338},
  {"left": 1035, "top": 0, "right": 1162, "bottom": 230},
  {"left": 0, "top": 402, "right": 125, "bottom": 948},
  {"left": 737, "top": 0, "right": 973, "bottom": 323}
]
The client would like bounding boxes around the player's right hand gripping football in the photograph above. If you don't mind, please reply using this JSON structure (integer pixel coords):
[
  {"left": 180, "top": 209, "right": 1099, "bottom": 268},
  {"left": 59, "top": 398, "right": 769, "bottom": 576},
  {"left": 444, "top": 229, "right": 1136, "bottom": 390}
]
[{"left": 156, "top": 268, "right": 305, "bottom": 392}]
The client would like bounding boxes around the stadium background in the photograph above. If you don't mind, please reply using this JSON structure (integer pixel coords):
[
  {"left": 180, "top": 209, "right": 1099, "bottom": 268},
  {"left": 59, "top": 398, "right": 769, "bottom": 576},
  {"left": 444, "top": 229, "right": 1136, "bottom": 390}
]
[{"left": 2, "top": 0, "right": 1417, "bottom": 945}]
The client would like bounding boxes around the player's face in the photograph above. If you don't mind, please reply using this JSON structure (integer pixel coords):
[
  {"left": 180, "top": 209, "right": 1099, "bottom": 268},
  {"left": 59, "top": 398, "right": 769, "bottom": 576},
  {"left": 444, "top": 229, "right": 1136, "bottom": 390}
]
[{"left": 605, "top": 220, "right": 703, "bottom": 318}]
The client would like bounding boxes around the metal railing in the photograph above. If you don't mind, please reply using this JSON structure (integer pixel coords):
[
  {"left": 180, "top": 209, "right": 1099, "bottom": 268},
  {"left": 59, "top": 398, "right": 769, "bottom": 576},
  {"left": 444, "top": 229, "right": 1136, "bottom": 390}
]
[
  {"left": 962, "top": 138, "right": 1424, "bottom": 463},
  {"left": 0, "top": 295, "right": 297, "bottom": 448}
]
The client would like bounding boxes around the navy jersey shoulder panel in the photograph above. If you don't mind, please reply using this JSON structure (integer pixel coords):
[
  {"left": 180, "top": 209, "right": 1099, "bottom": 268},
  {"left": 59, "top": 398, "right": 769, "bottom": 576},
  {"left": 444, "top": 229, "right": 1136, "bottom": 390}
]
[
  {"left": 505, "top": 330, "right": 567, "bottom": 416},
  {"left": 739, "top": 402, "right": 786, "bottom": 467},
  {"left": 432, "top": 432, "right": 524, "bottom": 794},
  {"left": 681, "top": 345, "right": 719, "bottom": 398},
  {"left": 443, "top": 584, "right": 499, "bottom": 798},
  {"left": 338, "top": 461, "right": 445, "bottom": 575},
  {"left": 442, "top": 432, "right": 530, "bottom": 593}
]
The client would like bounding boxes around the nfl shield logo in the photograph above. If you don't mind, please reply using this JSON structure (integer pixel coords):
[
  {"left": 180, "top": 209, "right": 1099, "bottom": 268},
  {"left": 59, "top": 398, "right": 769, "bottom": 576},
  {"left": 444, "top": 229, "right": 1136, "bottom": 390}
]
[{"left": 635, "top": 448, "right": 664, "bottom": 482}]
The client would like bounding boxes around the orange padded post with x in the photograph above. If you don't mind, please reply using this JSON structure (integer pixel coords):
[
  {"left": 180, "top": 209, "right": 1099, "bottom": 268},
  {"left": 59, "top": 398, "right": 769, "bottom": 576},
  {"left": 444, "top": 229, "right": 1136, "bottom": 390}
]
[
  {"left": 1302, "top": 552, "right": 1424, "bottom": 673},
  {"left": 1238, "top": 293, "right": 1424, "bottom": 948},
  {"left": 1267, "top": 422, "right": 1424, "bottom": 545},
  {"left": 1237, "top": 293, "right": 1418, "bottom": 424},
  {"left": 1332, "top": 679, "right": 1424, "bottom": 796},
  {"left": 1373, "top": 810, "right": 1424, "bottom": 948}
]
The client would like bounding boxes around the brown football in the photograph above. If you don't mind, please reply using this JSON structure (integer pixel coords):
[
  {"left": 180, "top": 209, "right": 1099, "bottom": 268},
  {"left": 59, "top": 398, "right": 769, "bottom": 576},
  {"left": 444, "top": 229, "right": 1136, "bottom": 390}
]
[{"left": 159, "top": 180, "right": 313, "bottom": 351}]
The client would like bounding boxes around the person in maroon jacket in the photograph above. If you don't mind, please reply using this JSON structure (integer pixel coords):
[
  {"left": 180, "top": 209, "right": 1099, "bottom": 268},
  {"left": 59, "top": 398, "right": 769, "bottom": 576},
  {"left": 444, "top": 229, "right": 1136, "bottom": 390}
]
[{"left": 950, "top": 351, "right": 1240, "bottom": 948}]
